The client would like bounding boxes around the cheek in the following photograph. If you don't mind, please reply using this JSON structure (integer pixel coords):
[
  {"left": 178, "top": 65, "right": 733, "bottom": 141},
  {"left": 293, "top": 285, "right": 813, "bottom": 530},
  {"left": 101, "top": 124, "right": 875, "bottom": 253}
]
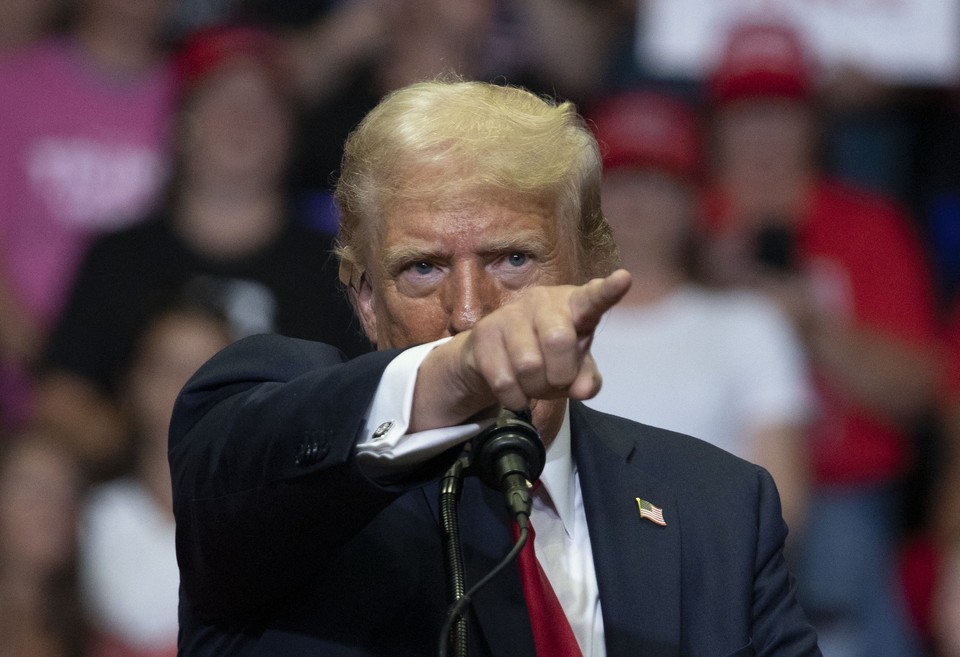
[{"left": 375, "top": 294, "right": 451, "bottom": 347}]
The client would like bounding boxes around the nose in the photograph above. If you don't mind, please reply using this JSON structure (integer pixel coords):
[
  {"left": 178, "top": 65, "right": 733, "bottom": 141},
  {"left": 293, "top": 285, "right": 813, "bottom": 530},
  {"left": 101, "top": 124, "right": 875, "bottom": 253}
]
[{"left": 444, "top": 262, "right": 498, "bottom": 335}]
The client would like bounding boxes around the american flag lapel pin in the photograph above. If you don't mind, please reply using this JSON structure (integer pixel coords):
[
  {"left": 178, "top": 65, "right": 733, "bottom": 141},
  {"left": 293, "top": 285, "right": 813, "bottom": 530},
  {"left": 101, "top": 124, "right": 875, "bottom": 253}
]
[{"left": 636, "top": 498, "right": 667, "bottom": 526}]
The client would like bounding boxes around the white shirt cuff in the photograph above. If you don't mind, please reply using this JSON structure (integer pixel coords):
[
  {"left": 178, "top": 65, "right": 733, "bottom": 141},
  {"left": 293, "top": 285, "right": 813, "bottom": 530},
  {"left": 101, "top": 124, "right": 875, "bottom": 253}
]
[{"left": 355, "top": 338, "right": 496, "bottom": 478}]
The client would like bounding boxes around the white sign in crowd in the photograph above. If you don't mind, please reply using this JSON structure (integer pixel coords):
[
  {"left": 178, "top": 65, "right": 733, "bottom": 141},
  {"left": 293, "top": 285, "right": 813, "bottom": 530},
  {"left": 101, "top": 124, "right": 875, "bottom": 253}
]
[{"left": 641, "top": 0, "right": 960, "bottom": 85}]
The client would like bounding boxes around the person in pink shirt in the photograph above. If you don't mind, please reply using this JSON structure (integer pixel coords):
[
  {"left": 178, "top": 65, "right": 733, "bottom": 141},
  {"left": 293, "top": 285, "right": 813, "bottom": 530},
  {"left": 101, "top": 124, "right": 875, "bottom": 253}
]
[{"left": 0, "top": 0, "right": 177, "bottom": 431}]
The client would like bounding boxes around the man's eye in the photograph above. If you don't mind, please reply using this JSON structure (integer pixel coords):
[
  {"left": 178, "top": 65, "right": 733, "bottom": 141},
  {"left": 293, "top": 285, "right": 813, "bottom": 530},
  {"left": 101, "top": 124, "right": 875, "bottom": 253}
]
[
  {"left": 411, "top": 261, "right": 435, "bottom": 275},
  {"left": 507, "top": 253, "right": 529, "bottom": 267}
]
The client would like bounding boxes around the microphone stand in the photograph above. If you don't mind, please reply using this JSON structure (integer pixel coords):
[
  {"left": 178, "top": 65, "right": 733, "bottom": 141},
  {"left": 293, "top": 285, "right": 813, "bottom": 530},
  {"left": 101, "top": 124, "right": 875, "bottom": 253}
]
[
  {"left": 437, "top": 410, "right": 545, "bottom": 657},
  {"left": 439, "top": 457, "right": 469, "bottom": 657}
]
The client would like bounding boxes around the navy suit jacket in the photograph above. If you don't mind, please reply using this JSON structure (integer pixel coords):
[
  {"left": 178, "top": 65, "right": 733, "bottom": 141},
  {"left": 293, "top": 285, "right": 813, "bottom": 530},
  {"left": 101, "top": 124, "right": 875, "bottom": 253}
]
[{"left": 169, "top": 334, "right": 821, "bottom": 656}]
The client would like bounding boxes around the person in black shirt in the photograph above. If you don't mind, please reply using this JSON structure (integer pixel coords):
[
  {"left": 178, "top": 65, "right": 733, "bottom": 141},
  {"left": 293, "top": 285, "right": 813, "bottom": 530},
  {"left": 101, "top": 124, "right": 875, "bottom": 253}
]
[{"left": 34, "top": 24, "right": 368, "bottom": 477}]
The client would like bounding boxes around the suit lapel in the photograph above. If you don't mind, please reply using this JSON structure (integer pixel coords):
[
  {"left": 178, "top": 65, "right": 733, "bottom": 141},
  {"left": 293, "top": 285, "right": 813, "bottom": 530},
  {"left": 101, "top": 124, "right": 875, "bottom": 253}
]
[{"left": 571, "top": 403, "right": 682, "bottom": 657}]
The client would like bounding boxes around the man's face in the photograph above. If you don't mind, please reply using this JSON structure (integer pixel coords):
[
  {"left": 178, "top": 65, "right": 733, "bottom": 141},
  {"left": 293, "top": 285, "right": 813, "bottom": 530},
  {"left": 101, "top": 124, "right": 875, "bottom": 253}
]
[
  {"left": 601, "top": 168, "right": 695, "bottom": 264},
  {"left": 715, "top": 98, "right": 814, "bottom": 177},
  {"left": 181, "top": 66, "right": 291, "bottom": 188},
  {"left": 356, "top": 196, "right": 580, "bottom": 349}
]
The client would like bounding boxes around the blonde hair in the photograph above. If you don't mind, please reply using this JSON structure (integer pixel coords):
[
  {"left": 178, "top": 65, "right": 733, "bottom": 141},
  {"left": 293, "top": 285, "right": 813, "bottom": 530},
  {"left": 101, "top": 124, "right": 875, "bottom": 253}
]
[{"left": 334, "top": 79, "right": 619, "bottom": 291}]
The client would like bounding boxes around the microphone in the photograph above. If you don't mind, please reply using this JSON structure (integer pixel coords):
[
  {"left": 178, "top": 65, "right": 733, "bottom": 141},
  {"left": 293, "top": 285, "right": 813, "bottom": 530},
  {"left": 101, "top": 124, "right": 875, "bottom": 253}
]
[
  {"left": 469, "top": 409, "right": 545, "bottom": 522},
  {"left": 438, "top": 411, "right": 544, "bottom": 657}
]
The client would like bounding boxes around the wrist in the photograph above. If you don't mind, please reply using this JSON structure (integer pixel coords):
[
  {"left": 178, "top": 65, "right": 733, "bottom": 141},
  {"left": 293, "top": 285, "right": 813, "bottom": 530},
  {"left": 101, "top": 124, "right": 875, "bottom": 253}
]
[{"left": 410, "top": 333, "right": 496, "bottom": 432}]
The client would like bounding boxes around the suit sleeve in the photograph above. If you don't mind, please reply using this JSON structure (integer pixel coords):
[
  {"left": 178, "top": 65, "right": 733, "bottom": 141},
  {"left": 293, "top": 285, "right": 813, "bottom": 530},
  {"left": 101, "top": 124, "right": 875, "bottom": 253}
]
[
  {"left": 751, "top": 467, "right": 822, "bottom": 656},
  {"left": 168, "top": 334, "right": 451, "bottom": 621}
]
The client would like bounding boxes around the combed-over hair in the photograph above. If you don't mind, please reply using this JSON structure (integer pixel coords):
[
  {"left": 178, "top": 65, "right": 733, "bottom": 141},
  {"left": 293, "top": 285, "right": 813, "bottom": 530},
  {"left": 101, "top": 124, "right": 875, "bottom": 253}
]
[{"left": 334, "top": 79, "right": 619, "bottom": 292}]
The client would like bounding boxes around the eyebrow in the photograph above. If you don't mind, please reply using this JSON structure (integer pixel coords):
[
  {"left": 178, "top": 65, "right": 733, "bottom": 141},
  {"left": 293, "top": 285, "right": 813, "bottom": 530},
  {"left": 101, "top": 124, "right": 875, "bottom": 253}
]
[
  {"left": 381, "top": 245, "right": 444, "bottom": 274},
  {"left": 381, "top": 231, "right": 554, "bottom": 273}
]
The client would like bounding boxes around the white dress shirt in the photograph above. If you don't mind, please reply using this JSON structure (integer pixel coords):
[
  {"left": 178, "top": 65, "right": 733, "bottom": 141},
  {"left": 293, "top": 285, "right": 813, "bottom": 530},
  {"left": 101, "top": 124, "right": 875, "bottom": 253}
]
[{"left": 356, "top": 339, "right": 606, "bottom": 656}]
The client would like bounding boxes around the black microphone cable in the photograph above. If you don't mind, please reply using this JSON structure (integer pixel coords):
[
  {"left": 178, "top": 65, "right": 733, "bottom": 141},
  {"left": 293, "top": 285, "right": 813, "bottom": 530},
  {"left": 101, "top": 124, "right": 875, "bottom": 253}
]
[{"left": 437, "top": 525, "right": 530, "bottom": 657}]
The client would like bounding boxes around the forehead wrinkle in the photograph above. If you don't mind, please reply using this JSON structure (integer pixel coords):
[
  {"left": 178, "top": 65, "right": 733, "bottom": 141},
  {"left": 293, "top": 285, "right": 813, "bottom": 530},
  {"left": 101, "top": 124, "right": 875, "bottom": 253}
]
[
  {"left": 371, "top": 197, "right": 572, "bottom": 281},
  {"left": 380, "top": 228, "right": 555, "bottom": 269},
  {"left": 478, "top": 230, "right": 554, "bottom": 258}
]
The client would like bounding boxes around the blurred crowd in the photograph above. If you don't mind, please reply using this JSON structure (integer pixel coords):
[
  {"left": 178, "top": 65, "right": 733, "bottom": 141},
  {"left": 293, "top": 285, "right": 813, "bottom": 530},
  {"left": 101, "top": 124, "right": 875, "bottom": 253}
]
[{"left": 1, "top": 0, "right": 960, "bottom": 656}]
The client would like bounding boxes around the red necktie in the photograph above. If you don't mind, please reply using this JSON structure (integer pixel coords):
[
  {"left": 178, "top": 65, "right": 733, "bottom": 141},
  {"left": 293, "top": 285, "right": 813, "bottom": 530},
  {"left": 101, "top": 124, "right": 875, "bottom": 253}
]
[{"left": 513, "top": 518, "right": 585, "bottom": 657}]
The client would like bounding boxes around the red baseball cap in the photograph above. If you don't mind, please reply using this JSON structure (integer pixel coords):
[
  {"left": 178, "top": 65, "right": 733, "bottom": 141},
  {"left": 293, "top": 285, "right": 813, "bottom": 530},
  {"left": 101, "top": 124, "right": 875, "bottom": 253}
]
[
  {"left": 588, "top": 91, "right": 701, "bottom": 180},
  {"left": 174, "top": 24, "right": 288, "bottom": 96},
  {"left": 708, "top": 20, "right": 814, "bottom": 105}
]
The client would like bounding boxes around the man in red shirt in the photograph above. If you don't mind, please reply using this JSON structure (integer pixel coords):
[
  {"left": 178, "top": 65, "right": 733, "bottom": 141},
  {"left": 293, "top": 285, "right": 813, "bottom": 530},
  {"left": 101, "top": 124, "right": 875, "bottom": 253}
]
[{"left": 702, "top": 18, "right": 940, "bottom": 657}]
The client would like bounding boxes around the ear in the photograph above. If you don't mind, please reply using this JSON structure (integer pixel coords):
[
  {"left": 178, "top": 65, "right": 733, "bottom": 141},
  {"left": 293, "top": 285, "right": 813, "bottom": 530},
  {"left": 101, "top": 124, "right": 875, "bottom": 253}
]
[{"left": 354, "top": 273, "right": 378, "bottom": 347}]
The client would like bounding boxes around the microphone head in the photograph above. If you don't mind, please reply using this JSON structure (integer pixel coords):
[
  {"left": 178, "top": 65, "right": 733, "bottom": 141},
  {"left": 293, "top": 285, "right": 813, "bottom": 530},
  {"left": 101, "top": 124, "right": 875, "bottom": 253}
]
[{"left": 470, "top": 410, "right": 545, "bottom": 491}]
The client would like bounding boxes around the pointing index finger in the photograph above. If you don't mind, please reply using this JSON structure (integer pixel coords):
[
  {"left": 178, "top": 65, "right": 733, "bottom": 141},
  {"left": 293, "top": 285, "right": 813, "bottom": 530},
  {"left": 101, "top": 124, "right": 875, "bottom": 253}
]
[{"left": 570, "top": 269, "right": 632, "bottom": 334}]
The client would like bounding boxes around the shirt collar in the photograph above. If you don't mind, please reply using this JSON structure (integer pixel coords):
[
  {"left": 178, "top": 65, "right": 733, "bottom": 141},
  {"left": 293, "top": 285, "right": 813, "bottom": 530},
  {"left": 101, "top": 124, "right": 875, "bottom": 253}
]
[{"left": 537, "top": 404, "right": 576, "bottom": 539}]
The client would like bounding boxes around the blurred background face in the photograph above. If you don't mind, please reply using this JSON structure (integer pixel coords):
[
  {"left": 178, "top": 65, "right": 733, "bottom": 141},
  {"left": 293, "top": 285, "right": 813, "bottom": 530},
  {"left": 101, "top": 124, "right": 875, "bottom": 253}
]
[
  {"left": 0, "top": 0, "right": 57, "bottom": 49},
  {"left": 935, "top": 552, "right": 960, "bottom": 657},
  {"left": 119, "top": 308, "right": 229, "bottom": 512},
  {"left": 601, "top": 168, "right": 695, "bottom": 265},
  {"left": 82, "top": 0, "right": 174, "bottom": 36},
  {"left": 0, "top": 441, "right": 81, "bottom": 576},
  {"left": 373, "top": 0, "right": 497, "bottom": 88},
  {"left": 405, "top": 0, "right": 495, "bottom": 39},
  {"left": 126, "top": 311, "right": 231, "bottom": 442},
  {"left": 180, "top": 65, "right": 292, "bottom": 189},
  {"left": 714, "top": 99, "right": 815, "bottom": 183}
]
